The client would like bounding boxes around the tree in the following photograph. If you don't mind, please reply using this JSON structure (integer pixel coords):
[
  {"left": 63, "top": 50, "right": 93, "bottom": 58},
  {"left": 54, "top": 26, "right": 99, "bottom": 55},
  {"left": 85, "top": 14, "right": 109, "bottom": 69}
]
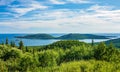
[
  {"left": 18, "top": 41, "right": 24, "bottom": 50},
  {"left": 10, "top": 41, "right": 16, "bottom": 47},
  {"left": 94, "top": 42, "right": 107, "bottom": 60},
  {"left": 2, "top": 48, "right": 22, "bottom": 61},
  {"left": 5, "top": 38, "right": 8, "bottom": 45},
  {"left": 37, "top": 50, "right": 59, "bottom": 67},
  {"left": 19, "top": 53, "right": 34, "bottom": 71},
  {"left": 25, "top": 46, "right": 29, "bottom": 52},
  {"left": 91, "top": 39, "right": 94, "bottom": 46}
]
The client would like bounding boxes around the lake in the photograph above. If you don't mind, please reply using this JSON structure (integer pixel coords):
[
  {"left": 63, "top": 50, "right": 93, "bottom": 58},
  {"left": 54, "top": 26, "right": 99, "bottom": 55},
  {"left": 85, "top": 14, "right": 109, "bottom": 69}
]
[{"left": 0, "top": 33, "right": 120, "bottom": 46}]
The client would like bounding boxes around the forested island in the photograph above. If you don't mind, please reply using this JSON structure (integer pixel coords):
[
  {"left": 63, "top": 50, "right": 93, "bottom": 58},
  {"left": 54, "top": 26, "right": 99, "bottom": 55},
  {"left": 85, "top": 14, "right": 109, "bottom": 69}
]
[
  {"left": 0, "top": 38, "right": 120, "bottom": 72},
  {"left": 16, "top": 33, "right": 109, "bottom": 39}
]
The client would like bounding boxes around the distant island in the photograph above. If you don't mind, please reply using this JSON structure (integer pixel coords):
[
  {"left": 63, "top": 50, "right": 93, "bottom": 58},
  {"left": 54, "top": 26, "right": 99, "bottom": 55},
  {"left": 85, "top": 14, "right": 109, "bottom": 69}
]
[
  {"left": 56, "top": 34, "right": 109, "bottom": 39},
  {"left": 16, "top": 33, "right": 109, "bottom": 39},
  {"left": 16, "top": 34, "right": 55, "bottom": 39}
]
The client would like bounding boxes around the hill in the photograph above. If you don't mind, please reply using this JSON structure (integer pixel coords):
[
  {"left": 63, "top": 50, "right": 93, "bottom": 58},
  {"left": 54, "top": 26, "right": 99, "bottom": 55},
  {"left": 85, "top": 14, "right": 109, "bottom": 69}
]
[
  {"left": 16, "top": 34, "right": 55, "bottom": 39},
  {"left": 42, "top": 40, "right": 89, "bottom": 50},
  {"left": 57, "top": 33, "right": 109, "bottom": 39},
  {"left": 105, "top": 38, "right": 120, "bottom": 48},
  {"left": 0, "top": 40, "right": 120, "bottom": 72}
]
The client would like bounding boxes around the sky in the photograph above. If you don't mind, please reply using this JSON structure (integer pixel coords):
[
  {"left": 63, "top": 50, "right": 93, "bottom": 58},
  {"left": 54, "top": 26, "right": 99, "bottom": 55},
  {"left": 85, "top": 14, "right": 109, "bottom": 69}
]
[{"left": 0, "top": 0, "right": 120, "bottom": 33}]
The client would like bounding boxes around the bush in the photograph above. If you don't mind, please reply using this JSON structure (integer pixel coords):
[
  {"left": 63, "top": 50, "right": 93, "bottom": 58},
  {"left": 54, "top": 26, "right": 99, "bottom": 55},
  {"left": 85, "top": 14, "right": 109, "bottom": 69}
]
[
  {"left": 37, "top": 50, "right": 59, "bottom": 67},
  {"left": 2, "top": 48, "right": 22, "bottom": 61},
  {"left": 19, "top": 52, "right": 35, "bottom": 71}
]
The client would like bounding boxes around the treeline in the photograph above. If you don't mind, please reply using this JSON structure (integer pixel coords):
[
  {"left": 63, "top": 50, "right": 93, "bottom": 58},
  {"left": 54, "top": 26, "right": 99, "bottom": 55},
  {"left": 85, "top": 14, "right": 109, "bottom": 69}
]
[{"left": 0, "top": 39, "right": 120, "bottom": 72}]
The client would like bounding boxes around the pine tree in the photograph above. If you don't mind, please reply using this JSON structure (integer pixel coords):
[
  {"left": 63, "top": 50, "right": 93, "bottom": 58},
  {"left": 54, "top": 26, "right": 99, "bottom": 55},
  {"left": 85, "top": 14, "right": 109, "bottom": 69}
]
[
  {"left": 91, "top": 39, "right": 94, "bottom": 46},
  {"left": 5, "top": 38, "right": 8, "bottom": 45},
  {"left": 10, "top": 41, "right": 16, "bottom": 47},
  {"left": 18, "top": 40, "right": 24, "bottom": 50},
  {"left": 25, "top": 46, "right": 28, "bottom": 52},
  {"left": 94, "top": 42, "right": 107, "bottom": 60}
]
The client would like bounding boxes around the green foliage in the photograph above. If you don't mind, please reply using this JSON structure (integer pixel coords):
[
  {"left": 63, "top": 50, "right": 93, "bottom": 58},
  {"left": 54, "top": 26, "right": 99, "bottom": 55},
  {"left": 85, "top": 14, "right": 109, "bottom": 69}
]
[
  {"left": 105, "top": 38, "right": 120, "bottom": 48},
  {"left": 43, "top": 40, "right": 89, "bottom": 50},
  {"left": 19, "top": 53, "right": 35, "bottom": 71},
  {"left": 94, "top": 42, "right": 107, "bottom": 60},
  {"left": 1, "top": 48, "right": 22, "bottom": 61},
  {"left": 63, "top": 45, "right": 93, "bottom": 62},
  {"left": 0, "top": 59, "right": 8, "bottom": 72},
  {"left": 36, "top": 50, "right": 59, "bottom": 67},
  {"left": 0, "top": 40, "right": 120, "bottom": 72},
  {"left": 94, "top": 42, "right": 120, "bottom": 62},
  {"left": 0, "top": 45, "right": 10, "bottom": 59},
  {"left": 38, "top": 60, "right": 120, "bottom": 72}
]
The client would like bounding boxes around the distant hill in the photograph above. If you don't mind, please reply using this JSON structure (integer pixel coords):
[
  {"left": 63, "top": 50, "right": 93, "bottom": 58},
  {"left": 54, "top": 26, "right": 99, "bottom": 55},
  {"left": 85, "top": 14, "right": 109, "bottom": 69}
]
[
  {"left": 105, "top": 38, "right": 120, "bottom": 48},
  {"left": 57, "top": 34, "right": 109, "bottom": 39},
  {"left": 16, "top": 34, "right": 55, "bottom": 39},
  {"left": 16, "top": 33, "right": 109, "bottom": 40},
  {"left": 42, "top": 40, "right": 89, "bottom": 50}
]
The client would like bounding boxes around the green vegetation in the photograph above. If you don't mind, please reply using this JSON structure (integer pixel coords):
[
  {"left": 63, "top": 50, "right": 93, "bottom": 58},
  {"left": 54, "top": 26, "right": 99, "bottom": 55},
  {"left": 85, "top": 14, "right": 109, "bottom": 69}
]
[
  {"left": 105, "top": 38, "right": 120, "bottom": 48},
  {"left": 16, "top": 33, "right": 109, "bottom": 39},
  {"left": 0, "top": 39, "right": 120, "bottom": 72}
]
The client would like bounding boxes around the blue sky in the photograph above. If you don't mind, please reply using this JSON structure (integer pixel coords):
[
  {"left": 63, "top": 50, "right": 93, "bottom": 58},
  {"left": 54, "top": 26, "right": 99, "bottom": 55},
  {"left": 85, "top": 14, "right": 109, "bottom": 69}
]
[{"left": 0, "top": 0, "right": 120, "bottom": 33}]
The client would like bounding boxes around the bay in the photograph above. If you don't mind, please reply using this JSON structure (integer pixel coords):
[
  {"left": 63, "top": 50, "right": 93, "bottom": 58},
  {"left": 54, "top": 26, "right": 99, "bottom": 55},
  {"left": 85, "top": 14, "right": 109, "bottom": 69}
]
[{"left": 0, "top": 33, "right": 120, "bottom": 46}]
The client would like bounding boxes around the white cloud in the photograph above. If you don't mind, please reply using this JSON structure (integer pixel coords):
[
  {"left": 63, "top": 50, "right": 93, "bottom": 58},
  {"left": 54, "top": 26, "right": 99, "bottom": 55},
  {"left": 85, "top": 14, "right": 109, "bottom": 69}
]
[
  {"left": 87, "top": 4, "right": 114, "bottom": 12},
  {"left": 49, "top": 0, "right": 66, "bottom": 4},
  {"left": 8, "top": 0, "right": 48, "bottom": 17},
  {"left": 1, "top": 4, "right": 120, "bottom": 33},
  {"left": 68, "top": 0, "right": 91, "bottom": 4},
  {"left": 49, "top": 0, "right": 92, "bottom": 5}
]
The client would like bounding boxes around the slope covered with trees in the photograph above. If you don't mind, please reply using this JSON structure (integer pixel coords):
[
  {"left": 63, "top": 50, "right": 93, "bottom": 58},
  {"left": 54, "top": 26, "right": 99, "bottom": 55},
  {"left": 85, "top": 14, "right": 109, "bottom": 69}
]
[
  {"left": 0, "top": 40, "right": 120, "bottom": 72},
  {"left": 105, "top": 38, "right": 120, "bottom": 48}
]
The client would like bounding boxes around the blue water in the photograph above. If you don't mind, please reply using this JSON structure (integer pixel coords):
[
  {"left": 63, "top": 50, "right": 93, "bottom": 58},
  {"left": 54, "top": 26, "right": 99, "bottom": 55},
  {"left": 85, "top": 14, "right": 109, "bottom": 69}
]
[{"left": 0, "top": 33, "right": 120, "bottom": 46}]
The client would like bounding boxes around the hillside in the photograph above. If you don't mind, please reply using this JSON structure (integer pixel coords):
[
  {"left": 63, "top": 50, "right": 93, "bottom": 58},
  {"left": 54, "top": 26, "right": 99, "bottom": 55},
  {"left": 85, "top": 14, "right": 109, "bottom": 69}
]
[
  {"left": 0, "top": 40, "right": 120, "bottom": 72},
  {"left": 16, "top": 34, "right": 55, "bottom": 39},
  {"left": 42, "top": 40, "right": 89, "bottom": 50},
  {"left": 105, "top": 38, "right": 120, "bottom": 48},
  {"left": 57, "top": 33, "right": 109, "bottom": 39}
]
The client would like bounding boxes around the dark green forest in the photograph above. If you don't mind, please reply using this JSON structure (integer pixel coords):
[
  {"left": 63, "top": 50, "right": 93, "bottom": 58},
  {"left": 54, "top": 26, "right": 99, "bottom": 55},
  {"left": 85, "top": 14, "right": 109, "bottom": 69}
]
[{"left": 0, "top": 39, "right": 120, "bottom": 72}]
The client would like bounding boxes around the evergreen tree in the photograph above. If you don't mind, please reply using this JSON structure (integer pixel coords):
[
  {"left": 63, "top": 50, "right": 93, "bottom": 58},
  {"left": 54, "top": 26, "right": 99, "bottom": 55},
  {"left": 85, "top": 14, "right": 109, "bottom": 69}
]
[
  {"left": 91, "top": 39, "right": 94, "bottom": 46},
  {"left": 25, "top": 46, "right": 28, "bottom": 52},
  {"left": 18, "top": 40, "right": 24, "bottom": 50},
  {"left": 10, "top": 41, "right": 16, "bottom": 47},
  {"left": 94, "top": 42, "right": 107, "bottom": 60},
  {"left": 5, "top": 38, "right": 8, "bottom": 45}
]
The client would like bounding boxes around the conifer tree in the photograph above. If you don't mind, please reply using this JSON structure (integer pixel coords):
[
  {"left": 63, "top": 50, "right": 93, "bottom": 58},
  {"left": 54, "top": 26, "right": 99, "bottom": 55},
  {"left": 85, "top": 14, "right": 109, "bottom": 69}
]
[
  {"left": 5, "top": 38, "right": 8, "bottom": 45},
  {"left": 10, "top": 41, "right": 16, "bottom": 47},
  {"left": 91, "top": 39, "right": 94, "bottom": 46},
  {"left": 94, "top": 42, "right": 106, "bottom": 60},
  {"left": 18, "top": 40, "right": 24, "bottom": 50}
]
